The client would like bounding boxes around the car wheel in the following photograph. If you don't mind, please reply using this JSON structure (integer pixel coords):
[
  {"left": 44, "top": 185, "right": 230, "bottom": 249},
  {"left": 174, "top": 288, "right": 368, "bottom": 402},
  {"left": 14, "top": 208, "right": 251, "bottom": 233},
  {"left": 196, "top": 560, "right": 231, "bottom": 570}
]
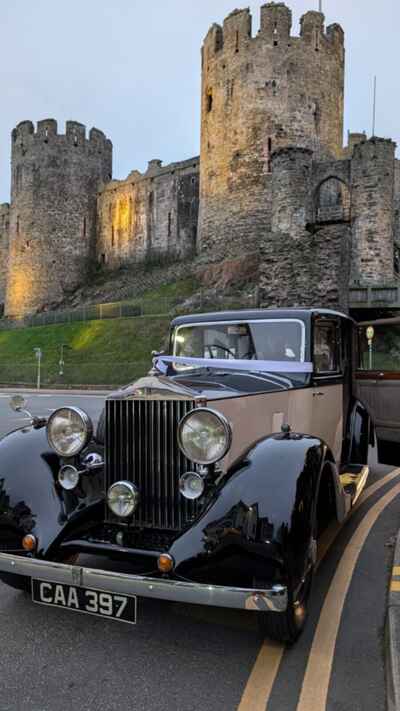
[{"left": 256, "top": 566, "right": 313, "bottom": 645}]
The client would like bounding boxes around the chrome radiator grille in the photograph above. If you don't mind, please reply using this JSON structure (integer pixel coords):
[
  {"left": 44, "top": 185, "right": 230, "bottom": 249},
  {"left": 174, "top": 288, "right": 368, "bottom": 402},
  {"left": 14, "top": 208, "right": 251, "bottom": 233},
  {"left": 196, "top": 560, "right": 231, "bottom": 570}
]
[{"left": 105, "top": 399, "right": 199, "bottom": 530}]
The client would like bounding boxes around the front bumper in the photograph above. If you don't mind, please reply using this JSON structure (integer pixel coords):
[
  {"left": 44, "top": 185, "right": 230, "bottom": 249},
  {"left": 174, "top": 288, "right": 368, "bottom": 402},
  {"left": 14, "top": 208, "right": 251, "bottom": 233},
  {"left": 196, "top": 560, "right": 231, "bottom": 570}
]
[{"left": 0, "top": 553, "right": 288, "bottom": 613}]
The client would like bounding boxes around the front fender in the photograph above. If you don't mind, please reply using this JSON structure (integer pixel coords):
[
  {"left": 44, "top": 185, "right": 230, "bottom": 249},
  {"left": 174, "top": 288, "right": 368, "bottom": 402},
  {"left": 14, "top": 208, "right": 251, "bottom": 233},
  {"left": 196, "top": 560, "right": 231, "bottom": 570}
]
[
  {"left": 0, "top": 427, "right": 103, "bottom": 557},
  {"left": 171, "top": 434, "right": 325, "bottom": 588}
]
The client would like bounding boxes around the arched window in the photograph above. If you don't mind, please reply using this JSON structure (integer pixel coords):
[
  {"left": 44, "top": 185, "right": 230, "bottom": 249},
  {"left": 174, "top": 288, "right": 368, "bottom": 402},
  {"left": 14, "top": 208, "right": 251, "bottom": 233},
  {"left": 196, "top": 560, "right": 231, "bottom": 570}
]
[{"left": 315, "top": 178, "right": 350, "bottom": 224}]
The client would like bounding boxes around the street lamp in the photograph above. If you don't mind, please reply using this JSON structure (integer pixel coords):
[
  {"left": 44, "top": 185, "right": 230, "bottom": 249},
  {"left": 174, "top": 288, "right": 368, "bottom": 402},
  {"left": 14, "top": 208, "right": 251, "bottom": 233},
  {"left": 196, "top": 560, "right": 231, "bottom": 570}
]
[
  {"left": 33, "top": 348, "right": 42, "bottom": 390},
  {"left": 59, "top": 344, "right": 70, "bottom": 376}
]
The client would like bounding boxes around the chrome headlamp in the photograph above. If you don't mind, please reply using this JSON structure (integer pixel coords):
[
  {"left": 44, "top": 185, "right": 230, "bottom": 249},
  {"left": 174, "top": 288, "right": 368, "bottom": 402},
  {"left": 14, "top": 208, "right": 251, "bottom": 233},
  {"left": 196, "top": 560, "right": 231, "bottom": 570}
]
[
  {"left": 107, "top": 482, "right": 140, "bottom": 518},
  {"left": 178, "top": 408, "right": 232, "bottom": 465},
  {"left": 58, "top": 464, "right": 80, "bottom": 491},
  {"left": 47, "top": 407, "right": 93, "bottom": 457}
]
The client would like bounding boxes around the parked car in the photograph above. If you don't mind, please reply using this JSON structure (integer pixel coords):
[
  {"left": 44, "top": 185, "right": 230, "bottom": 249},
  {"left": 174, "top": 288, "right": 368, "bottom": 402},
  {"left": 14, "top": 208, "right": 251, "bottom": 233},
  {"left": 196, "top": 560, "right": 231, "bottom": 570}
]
[{"left": 0, "top": 308, "right": 398, "bottom": 644}]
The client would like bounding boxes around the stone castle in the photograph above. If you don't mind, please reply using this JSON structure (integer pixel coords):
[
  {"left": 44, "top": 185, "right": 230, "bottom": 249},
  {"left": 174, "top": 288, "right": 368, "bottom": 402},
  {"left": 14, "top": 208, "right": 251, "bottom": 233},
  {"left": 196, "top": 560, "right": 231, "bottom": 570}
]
[{"left": 1, "top": 3, "right": 399, "bottom": 317}]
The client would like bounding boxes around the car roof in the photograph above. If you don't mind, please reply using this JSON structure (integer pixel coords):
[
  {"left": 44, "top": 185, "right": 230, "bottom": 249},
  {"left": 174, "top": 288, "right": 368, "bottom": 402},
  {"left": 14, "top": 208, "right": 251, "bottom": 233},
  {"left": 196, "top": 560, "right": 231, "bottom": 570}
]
[{"left": 171, "top": 308, "right": 352, "bottom": 327}]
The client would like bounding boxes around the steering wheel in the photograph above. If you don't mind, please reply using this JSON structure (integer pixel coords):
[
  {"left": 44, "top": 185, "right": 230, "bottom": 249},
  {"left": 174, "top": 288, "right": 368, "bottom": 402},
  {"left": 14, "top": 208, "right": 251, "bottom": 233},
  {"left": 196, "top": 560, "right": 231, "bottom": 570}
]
[{"left": 205, "top": 343, "right": 236, "bottom": 359}]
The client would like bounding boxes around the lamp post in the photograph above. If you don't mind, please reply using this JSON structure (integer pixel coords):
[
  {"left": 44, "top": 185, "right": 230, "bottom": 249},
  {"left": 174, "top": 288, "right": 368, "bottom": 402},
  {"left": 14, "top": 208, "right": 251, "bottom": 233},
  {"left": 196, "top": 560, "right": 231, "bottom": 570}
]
[
  {"left": 366, "top": 326, "right": 375, "bottom": 371},
  {"left": 59, "top": 344, "right": 70, "bottom": 377},
  {"left": 33, "top": 348, "right": 42, "bottom": 390}
]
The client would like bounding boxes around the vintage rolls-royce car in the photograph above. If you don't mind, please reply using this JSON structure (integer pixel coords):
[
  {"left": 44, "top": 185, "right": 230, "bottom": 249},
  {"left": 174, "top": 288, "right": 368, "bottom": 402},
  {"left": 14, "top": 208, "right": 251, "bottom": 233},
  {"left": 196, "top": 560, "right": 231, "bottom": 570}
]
[{"left": 0, "top": 308, "right": 399, "bottom": 644}]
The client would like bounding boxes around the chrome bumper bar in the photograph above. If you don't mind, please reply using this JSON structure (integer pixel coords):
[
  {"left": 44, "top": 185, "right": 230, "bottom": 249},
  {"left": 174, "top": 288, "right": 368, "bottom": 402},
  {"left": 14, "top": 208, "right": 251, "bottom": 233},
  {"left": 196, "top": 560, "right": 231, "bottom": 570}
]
[{"left": 0, "top": 553, "right": 288, "bottom": 613}]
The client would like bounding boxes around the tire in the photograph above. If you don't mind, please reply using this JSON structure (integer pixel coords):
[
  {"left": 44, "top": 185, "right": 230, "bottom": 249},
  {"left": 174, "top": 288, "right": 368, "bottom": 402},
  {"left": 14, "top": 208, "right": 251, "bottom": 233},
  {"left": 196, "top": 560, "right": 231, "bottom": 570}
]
[{"left": 256, "top": 566, "right": 313, "bottom": 645}]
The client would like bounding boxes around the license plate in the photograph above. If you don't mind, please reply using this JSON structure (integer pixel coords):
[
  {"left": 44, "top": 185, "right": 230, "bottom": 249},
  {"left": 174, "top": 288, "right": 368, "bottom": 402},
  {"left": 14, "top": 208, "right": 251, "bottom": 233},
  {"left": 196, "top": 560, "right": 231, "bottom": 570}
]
[{"left": 32, "top": 579, "right": 137, "bottom": 624}]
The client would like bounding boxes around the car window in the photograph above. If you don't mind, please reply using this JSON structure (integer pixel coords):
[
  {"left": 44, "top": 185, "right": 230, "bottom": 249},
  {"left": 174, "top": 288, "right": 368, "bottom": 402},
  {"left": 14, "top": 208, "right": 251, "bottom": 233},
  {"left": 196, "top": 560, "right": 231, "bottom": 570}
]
[
  {"left": 314, "top": 321, "right": 340, "bottom": 374},
  {"left": 172, "top": 319, "right": 305, "bottom": 370},
  {"left": 359, "top": 324, "right": 400, "bottom": 372}
]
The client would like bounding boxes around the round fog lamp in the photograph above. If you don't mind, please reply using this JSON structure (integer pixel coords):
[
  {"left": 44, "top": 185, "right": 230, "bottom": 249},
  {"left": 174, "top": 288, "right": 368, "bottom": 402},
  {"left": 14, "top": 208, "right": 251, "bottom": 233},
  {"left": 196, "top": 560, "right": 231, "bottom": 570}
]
[
  {"left": 179, "top": 472, "right": 205, "bottom": 501},
  {"left": 58, "top": 465, "right": 80, "bottom": 491},
  {"left": 107, "top": 481, "right": 140, "bottom": 518}
]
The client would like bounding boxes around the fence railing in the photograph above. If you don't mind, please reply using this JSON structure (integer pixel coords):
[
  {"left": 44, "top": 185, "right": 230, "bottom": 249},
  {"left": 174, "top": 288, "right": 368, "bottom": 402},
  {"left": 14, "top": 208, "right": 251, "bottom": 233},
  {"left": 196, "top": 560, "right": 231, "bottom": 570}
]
[
  {"left": 349, "top": 284, "right": 400, "bottom": 306},
  {"left": 0, "top": 292, "right": 259, "bottom": 331}
]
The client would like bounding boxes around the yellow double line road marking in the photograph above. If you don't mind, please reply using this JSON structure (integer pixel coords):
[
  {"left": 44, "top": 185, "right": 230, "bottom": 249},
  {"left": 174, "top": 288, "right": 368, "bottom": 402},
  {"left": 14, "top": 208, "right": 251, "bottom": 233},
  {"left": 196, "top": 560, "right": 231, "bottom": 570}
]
[
  {"left": 390, "top": 566, "right": 400, "bottom": 592},
  {"left": 238, "top": 468, "right": 400, "bottom": 711},
  {"left": 297, "top": 480, "right": 400, "bottom": 710}
]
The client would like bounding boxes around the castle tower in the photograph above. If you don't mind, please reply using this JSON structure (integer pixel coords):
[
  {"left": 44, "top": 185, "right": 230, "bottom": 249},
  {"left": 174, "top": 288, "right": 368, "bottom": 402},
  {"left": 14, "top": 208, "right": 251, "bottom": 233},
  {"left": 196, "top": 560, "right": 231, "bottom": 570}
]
[
  {"left": 0, "top": 203, "right": 10, "bottom": 308},
  {"left": 198, "top": 3, "right": 345, "bottom": 259},
  {"left": 351, "top": 138, "right": 396, "bottom": 284},
  {"left": 5, "top": 120, "right": 112, "bottom": 317}
]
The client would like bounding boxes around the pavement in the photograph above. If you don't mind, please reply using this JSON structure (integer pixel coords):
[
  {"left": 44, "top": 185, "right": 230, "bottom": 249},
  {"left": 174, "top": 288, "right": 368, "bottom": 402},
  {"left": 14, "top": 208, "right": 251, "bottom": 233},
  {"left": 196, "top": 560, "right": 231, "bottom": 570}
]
[
  {"left": 386, "top": 532, "right": 400, "bottom": 711},
  {"left": 0, "top": 390, "right": 399, "bottom": 711}
]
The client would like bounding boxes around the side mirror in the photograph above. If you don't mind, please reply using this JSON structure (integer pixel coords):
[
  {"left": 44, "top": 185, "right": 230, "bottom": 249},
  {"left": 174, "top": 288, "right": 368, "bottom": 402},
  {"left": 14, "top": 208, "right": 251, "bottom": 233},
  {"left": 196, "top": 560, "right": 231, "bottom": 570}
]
[
  {"left": 9, "top": 395, "right": 47, "bottom": 430},
  {"left": 9, "top": 395, "right": 27, "bottom": 413}
]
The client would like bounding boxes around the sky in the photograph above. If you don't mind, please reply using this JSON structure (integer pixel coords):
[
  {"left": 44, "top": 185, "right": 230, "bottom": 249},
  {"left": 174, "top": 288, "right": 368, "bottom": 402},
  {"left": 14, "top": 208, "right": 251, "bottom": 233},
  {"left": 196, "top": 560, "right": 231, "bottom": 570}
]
[{"left": 0, "top": 0, "right": 399, "bottom": 203}]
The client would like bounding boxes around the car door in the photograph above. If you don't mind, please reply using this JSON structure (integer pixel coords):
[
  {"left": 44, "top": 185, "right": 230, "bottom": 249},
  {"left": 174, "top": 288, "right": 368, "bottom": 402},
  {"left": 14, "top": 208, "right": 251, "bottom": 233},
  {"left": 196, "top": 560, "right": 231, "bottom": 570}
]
[
  {"left": 310, "top": 316, "right": 344, "bottom": 464},
  {"left": 355, "top": 317, "right": 400, "bottom": 466}
]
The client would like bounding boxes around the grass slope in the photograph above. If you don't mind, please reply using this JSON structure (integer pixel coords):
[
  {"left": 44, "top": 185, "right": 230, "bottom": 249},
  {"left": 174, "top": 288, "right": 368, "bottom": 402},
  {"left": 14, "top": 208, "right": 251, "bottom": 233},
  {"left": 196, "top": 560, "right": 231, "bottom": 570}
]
[
  {"left": 0, "top": 277, "right": 200, "bottom": 387},
  {"left": 0, "top": 316, "right": 170, "bottom": 387}
]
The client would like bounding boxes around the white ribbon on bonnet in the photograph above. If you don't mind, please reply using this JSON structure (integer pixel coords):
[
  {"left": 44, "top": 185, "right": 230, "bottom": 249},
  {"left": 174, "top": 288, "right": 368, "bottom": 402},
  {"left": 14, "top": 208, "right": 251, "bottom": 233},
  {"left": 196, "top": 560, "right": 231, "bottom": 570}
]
[{"left": 153, "top": 355, "right": 314, "bottom": 375}]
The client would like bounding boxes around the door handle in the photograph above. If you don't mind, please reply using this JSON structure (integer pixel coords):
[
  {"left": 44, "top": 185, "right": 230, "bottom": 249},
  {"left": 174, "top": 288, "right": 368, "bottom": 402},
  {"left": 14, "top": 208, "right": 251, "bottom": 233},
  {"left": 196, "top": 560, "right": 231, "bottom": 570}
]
[{"left": 313, "top": 392, "right": 325, "bottom": 397}]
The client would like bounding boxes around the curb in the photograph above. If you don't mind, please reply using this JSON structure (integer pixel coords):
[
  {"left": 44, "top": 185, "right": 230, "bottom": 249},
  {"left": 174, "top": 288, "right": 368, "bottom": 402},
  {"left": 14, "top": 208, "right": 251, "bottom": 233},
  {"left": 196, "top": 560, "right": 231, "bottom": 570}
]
[
  {"left": 0, "top": 388, "right": 110, "bottom": 395},
  {"left": 386, "top": 532, "right": 400, "bottom": 711}
]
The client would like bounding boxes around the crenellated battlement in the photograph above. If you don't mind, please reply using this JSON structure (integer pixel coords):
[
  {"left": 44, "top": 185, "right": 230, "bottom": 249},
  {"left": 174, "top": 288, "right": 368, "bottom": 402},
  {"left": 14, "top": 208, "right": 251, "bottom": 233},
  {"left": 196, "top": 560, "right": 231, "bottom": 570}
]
[
  {"left": 260, "top": 3, "right": 292, "bottom": 41},
  {"left": 202, "top": 3, "right": 344, "bottom": 59},
  {"left": 11, "top": 119, "right": 111, "bottom": 151}
]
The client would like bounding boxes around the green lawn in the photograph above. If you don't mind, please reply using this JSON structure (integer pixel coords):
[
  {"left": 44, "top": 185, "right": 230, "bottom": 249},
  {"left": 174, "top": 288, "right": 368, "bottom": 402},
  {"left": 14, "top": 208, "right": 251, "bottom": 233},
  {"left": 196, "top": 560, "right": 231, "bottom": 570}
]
[{"left": 0, "top": 316, "right": 171, "bottom": 387}]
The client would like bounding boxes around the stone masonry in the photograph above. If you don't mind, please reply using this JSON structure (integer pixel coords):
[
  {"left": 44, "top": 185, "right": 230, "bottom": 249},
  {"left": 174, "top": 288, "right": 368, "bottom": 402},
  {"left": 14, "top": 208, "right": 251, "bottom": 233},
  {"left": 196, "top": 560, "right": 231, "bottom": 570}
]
[
  {"left": 5, "top": 120, "right": 112, "bottom": 317},
  {"left": 97, "top": 158, "right": 199, "bottom": 269},
  {"left": 198, "top": 5, "right": 345, "bottom": 260},
  {"left": 259, "top": 136, "right": 397, "bottom": 309},
  {"left": 0, "top": 3, "right": 399, "bottom": 317}
]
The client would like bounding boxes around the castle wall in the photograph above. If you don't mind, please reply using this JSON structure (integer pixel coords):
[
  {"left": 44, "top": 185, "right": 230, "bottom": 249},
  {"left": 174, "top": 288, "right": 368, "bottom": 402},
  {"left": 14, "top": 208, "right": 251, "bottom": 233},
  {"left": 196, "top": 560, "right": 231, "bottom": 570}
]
[
  {"left": 199, "top": 4, "right": 345, "bottom": 259},
  {"left": 260, "top": 223, "right": 351, "bottom": 311},
  {"left": 5, "top": 120, "right": 112, "bottom": 317},
  {"left": 97, "top": 158, "right": 199, "bottom": 268},
  {"left": 0, "top": 203, "right": 10, "bottom": 307}
]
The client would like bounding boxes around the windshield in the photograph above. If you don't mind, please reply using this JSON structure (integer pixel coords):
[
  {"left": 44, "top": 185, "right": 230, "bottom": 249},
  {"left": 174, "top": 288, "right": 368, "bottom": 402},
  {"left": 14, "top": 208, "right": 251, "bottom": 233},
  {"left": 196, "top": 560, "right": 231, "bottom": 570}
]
[{"left": 172, "top": 319, "right": 305, "bottom": 370}]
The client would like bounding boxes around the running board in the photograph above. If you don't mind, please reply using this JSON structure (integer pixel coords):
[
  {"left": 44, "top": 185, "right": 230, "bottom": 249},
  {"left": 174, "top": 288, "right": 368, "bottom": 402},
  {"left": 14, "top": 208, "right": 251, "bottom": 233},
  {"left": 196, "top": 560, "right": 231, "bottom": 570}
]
[{"left": 340, "top": 465, "right": 369, "bottom": 507}]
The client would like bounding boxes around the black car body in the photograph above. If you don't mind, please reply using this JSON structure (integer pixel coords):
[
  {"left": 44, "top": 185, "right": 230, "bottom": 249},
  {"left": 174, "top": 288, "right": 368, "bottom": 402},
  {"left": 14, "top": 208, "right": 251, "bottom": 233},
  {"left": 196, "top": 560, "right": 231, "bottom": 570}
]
[{"left": 0, "top": 308, "right": 398, "bottom": 643}]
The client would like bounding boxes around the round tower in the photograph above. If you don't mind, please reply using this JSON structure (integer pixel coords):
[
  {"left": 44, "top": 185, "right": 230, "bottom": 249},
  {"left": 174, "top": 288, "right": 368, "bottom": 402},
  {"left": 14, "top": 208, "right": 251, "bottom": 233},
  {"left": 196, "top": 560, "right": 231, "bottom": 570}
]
[
  {"left": 5, "top": 119, "right": 112, "bottom": 317},
  {"left": 270, "top": 146, "right": 313, "bottom": 238},
  {"left": 351, "top": 138, "right": 396, "bottom": 284},
  {"left": 198, "top": 3, "right": 345, "bottom": 259}
]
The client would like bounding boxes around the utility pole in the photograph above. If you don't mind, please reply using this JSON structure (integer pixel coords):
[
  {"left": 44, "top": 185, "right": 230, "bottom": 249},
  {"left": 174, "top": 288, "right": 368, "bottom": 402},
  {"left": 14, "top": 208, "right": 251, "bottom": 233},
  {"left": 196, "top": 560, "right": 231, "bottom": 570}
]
[
  {"left": 319, "top": 0, "right": 322, "bottom": 12},
  {"left": 372, "top": 76, "right": 377, "bottom": 137}
]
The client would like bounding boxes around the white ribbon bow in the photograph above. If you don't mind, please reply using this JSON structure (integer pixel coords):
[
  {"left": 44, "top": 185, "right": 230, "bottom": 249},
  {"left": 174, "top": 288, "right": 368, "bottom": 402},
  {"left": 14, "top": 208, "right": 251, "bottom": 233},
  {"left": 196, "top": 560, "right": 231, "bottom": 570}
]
[{"left": 153, "top": 355, "right": 313, "bottom": 375}]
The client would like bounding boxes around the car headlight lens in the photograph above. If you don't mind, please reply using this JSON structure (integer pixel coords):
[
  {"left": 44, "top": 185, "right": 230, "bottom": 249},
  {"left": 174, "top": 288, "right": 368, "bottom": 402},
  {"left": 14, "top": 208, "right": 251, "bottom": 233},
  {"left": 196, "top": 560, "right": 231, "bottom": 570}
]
[
  {"left": 107, "top": 482, "right": 140, "bottom": 518},
  {"left": 47, "top": 407, "right": 93, "bottom": 457},
  {"left": 58, "top": 465, "right": 80, "bottom": 491},
  {"left": 178, "top": 408, "right": 232, "bottom": 465},
  {"left": 179, "top": 472, "right": 205, "bottom": 500}
]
